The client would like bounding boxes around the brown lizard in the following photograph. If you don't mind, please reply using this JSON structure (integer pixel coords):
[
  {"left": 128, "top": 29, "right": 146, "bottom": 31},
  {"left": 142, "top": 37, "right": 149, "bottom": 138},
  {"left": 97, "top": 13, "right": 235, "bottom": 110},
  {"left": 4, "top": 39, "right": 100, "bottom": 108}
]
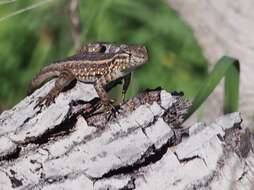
[
  {"left": 78, "top": 42, "right": 135, "bottom": 100},
  {"left": 28, "top": 42, "right": 148, "bottom": 112}
]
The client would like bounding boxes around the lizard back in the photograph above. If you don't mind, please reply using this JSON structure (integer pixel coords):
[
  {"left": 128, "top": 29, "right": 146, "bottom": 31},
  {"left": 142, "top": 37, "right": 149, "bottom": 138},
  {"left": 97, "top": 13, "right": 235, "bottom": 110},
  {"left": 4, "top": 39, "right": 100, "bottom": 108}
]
[{"left": 28, "top": 52, "right": 130, "bottom": 94}]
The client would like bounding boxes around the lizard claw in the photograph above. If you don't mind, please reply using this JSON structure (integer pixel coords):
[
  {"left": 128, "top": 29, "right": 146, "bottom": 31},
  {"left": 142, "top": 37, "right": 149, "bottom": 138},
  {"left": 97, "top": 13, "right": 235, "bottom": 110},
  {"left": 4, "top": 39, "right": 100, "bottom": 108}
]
[
  {"left": 104, "top": 101, "right": 122, "bottom": 121},
  {"left": 34, "top": 95, "right": 56, "bottom": 109},
  {"left": 92, "top": 100, "right": 120, "bottom": 121}
]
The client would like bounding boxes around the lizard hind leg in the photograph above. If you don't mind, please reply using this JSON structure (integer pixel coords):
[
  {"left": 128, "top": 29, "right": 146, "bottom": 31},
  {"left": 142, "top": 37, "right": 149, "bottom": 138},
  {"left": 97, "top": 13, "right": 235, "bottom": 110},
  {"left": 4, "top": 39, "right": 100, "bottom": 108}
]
[{"left": 35, "top": 70, "right": 75, "bottom": 108}]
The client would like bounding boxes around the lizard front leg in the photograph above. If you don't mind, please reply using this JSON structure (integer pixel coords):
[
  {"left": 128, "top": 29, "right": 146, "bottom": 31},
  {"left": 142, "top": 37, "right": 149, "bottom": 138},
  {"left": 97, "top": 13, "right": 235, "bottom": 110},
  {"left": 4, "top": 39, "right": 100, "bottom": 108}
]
[
  {"left": 103, "top": 74, "right": 130, "bottom": 102},
  {"left": 35, "top": 70, "right": 75, "bottom": 108},
  {"left": 94, "top": 71, "right": 127, "bottom": 113},
  {"left": 121, "top": 73, "right": 131, "bottom": 102}
]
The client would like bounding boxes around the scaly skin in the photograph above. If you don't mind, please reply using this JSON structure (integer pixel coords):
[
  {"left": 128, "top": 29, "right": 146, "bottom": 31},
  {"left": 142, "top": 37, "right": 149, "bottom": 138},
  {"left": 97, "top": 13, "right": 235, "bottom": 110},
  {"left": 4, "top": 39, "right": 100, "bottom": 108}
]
[{"left": 28, "top": 42, "right": 148, "bottom": 112}]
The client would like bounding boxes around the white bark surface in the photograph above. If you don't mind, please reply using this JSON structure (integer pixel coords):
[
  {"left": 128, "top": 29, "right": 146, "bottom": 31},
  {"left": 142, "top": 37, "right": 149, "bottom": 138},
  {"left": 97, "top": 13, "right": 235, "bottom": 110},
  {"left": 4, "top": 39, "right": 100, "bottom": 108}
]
[
  {"left": 167, "top": 0, "right": 254, "bottom": 126},
  {"left": 0, "top": 81, "right": 253, "bottom": 190}
]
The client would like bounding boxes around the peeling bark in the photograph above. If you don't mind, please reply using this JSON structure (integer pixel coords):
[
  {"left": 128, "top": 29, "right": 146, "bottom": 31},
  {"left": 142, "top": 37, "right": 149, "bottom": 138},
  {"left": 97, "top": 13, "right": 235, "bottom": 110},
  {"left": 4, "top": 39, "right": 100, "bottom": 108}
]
[{"left": 0, "top": 81, "right": 253, "bottom": 190}]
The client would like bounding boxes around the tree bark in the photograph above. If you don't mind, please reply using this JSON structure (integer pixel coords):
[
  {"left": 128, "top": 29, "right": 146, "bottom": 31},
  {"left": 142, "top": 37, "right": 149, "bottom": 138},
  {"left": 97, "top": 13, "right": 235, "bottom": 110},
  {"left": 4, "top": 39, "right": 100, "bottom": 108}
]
[
  {"left": 167, "top": 0, "right": 254, "bottom": 126},
  {"left": 0, "top": 81, "right": 253, "bottom": 189}
]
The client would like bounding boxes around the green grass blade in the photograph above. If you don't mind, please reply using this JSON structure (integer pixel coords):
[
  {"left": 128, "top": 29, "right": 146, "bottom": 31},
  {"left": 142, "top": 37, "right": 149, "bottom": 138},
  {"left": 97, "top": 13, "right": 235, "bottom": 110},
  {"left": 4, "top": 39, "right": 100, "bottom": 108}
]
[
  {"left": 224, "top": 59, "right": 240, "bottom": 113},
  {"left": 184, "top": 56, "right": 240, "bottom": 121}
]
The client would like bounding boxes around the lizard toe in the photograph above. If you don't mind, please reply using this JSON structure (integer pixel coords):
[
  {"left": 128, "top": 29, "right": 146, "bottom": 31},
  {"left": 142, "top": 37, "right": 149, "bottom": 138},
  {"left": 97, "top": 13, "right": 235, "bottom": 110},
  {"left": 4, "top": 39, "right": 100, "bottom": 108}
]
[
  {"left": 34, "top": 96, "right": 45, "bottom": 109},
  {"left": 34, "top": 95, "right": 56, "bottom": 109}
]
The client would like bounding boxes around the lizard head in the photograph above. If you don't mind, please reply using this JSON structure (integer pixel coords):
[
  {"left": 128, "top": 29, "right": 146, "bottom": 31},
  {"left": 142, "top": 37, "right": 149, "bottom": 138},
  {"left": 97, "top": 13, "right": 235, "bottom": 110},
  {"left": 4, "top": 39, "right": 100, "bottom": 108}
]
[
  {"left": 118, "top": 44, "right": 148, "bottom": 68},
  {"left": 81, "top": 42, "right": 148, "bottom": 60},
  {"left": 80, "top": 42, "right": 149, "bottom": 69}
]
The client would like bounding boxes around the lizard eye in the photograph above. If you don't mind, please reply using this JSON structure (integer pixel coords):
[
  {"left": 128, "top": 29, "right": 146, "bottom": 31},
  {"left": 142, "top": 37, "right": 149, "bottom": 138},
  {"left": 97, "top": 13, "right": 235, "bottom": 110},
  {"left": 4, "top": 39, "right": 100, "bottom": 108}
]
[{"left": 99, "top": 45, "right": 107, "bottom": 53}]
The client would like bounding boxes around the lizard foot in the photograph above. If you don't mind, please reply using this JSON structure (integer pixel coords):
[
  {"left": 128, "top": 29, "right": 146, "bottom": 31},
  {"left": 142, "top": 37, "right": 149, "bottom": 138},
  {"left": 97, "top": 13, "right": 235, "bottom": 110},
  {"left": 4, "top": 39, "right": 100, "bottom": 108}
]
[
  {"left": 105, "top": 103, "right": 120, "bottom": 121},
  {"left": 93, "top": 100, "right": 120, "bottom": 121},
  {"left": 34, "top": 95, "right": 56, "bottom": 109}
]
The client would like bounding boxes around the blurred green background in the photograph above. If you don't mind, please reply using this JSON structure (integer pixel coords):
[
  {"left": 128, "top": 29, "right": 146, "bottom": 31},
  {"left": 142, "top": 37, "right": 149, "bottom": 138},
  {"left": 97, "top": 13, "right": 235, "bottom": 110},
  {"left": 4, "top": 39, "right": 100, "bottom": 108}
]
[{"left": 0, "top": 0, "right": 208, "bottom": 112}]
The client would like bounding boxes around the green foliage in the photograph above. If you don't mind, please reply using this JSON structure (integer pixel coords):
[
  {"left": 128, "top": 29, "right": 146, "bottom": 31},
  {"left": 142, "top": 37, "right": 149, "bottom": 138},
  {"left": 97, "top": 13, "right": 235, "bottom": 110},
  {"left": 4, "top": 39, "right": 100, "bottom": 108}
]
[
  {"left": 0, "top": 0, "right": 207, "bottom": 110},
  {"left": 184, "top": 56, "right": 240, "bottom": 121}
]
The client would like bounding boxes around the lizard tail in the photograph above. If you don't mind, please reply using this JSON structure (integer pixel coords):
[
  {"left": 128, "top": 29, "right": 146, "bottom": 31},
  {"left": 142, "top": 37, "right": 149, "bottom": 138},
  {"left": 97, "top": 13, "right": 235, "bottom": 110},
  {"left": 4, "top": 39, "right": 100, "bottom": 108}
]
[{"left": 27, "top": 65, "right": 61, "bottom": 95}]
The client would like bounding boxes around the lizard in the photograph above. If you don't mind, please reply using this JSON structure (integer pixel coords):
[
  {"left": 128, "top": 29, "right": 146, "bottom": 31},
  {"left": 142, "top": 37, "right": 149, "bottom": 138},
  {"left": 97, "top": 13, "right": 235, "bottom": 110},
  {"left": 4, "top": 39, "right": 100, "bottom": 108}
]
[
  {"left": 78, "top": 42, "right": 133, "bottom": 101},
  {"left": 28, "top": 42, "right": 148, "bottom": 112}
]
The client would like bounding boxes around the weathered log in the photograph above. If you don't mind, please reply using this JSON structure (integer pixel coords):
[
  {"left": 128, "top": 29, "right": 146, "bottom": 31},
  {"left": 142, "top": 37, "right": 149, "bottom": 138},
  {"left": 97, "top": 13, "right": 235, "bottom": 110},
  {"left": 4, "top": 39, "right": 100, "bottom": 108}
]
[{"left": 0, "top": 81, "right": 253, "bottom": 190}]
